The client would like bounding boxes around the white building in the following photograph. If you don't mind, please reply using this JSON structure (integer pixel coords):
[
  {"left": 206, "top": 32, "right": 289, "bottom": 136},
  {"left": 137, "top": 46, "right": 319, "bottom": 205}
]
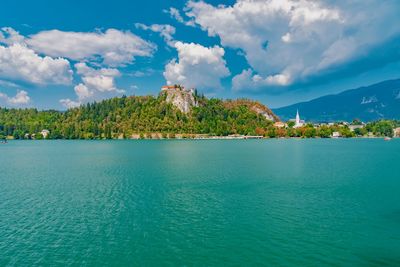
[
  {"left": 41, "top": 129, "right": 50, "bottom": 139},
  {"left": 394, "top": 127, "right": 400, "bottom": 137},
  {"left": 294, "top": 110, "right": 305, "bottom": 128},
  {"left": 349, "top": 124, "right": 365, "bottom": 132}
]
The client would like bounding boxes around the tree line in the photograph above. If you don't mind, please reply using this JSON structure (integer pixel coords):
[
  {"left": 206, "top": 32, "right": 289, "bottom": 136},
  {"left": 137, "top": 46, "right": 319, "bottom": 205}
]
[
  {"left": 0, "top": 95, "right": 398, "bottom": 139},
  {"left": 0, "top": 95, "right": 272, "bottom": 139}
]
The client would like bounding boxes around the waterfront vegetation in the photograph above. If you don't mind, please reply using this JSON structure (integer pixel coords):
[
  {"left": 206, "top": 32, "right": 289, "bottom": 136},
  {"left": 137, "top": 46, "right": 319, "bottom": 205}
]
[
  {"left": 268, "top": 120, "right": 399, "bottom": 138},
  {"left": 0, "top": 95, "right": 399, "bottom": 140}
]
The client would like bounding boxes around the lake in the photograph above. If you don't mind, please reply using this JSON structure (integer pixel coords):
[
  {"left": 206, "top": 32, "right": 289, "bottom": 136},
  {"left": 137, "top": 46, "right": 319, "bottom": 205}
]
[{"left": 1, "top": 139, "right": 399, "bottom": 266}]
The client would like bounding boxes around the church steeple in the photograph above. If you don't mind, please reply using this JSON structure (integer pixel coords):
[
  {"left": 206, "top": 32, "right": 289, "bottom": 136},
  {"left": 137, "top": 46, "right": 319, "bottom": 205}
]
[{"left": 296, "top": 109, "right": 300, "bottom": 125}]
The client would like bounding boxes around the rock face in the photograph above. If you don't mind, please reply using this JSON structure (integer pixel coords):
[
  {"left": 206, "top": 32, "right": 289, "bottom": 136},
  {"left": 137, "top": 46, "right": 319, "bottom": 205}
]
[
  {"left": 160, "top": 85, "right": 278, "bottom": 120},
  {"left": 161, "top": 86, "right": 198, "bottom": 113}
]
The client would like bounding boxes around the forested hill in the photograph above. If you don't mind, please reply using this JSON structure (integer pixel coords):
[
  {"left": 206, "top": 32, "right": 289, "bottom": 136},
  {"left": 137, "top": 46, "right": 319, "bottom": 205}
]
[{"left": 0, "top": 94, "right": 276, "bottom": 139}]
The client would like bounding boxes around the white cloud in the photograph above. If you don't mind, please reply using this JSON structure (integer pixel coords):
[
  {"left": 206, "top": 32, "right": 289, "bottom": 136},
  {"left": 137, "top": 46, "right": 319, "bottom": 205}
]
[
  {"left": 185, "top": 0, "right": 400, "bottom": 90},
  {"left": 74, "top": 83, "right": 93, "bottom": 101},
  {"left": 0, "top": 90, "right": 30, "bottom": 105},
  {"left": 233, "top": 69, "right": 291, "bottom": 91},
  {"left": 0, "top": 80, "right": 19, "bottom": 88},
  {"left": 129, "top": 68, "right": 156, "bottom": 77},
  {"left": 163, "top": 41, "right": 230, "bottom": 90},
  {"left": 135, "top": 23, "right": 176, "bottom": 47},
  {"left": 164, "top": 7, "right": 195, "bottom": 27},
  {"left": 59, "top": 98, "right": 80, "bottom": 109},
  {"left": 0, "top": 27, "right": 156, "bottom": 107},
  {"left": 26, "top": 29, "right": 156, "bottom": 67},
  {"left": 0, "top": 27, "right": 25, "bottom": 45},
  {"left": 75, "top": 63, "right": 122, "bottom": 93},
  {"left": 281, "top": 33, "right": 291, "bottom": 43},
  {"left": 60, "top": 63, "right": 125, "bottom": 108},
  {"left": 0, "top": 43, "right": 72, "bottom": 85},
  {"left": 8, "top": 90, "right": 30, "bottom": 104}
]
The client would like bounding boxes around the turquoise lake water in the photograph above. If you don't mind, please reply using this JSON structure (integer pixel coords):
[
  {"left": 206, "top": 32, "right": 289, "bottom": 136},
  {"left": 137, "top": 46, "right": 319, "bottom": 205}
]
[{"left": 1, "top": 139, "right": 400, "bottom": 266}]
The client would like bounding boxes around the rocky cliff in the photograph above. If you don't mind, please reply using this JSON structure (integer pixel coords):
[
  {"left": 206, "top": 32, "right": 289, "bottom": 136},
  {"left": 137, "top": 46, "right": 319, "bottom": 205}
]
[
  {"left": 161, "top": 86, "right": 278, "bottom": 121},
  {"left": 161, "top": 87, "right": 198, "bottom": 113}
]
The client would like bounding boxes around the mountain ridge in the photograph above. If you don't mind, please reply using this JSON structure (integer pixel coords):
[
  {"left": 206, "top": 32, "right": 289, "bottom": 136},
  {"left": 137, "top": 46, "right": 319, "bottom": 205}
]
[{"left": 273, "top": 79, "right": 400, "bottom": 122}]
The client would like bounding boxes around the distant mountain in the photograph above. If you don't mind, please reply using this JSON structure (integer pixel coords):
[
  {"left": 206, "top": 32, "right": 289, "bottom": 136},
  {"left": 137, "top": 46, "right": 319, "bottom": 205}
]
[{"left": 273, "top": 79, "right": 400, "bottom": 122}]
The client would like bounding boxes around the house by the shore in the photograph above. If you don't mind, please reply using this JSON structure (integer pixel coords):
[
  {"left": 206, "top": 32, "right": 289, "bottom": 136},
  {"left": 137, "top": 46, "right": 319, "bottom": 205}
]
[
  {"left": 349, "top": 124, "right": 365, "bottom": 132},
  {"left": 274, "top": 122, "right": 286, "bottom": 128},
  {"left": 41, "top": 129, "right": 50, "bottom": 139},
  {"left": 394, "top": 127, "right": 400, "bottom": 137}
]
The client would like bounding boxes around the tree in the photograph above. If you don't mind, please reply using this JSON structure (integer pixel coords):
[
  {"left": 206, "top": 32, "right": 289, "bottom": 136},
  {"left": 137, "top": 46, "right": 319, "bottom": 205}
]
[
  {"left": 373, "top": 120, "right": 394, "bottom": 137},
  {"left": 287, "top": 121, "right": 295, "bottom": 128}
]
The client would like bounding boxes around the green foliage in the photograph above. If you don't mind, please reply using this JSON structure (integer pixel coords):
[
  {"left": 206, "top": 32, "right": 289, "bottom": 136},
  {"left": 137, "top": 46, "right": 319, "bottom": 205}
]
[
  {"left": 1, "top": 95, "right": 398, "bottom": 140},
  {"left": 303, "top": 126, "right": 317, "bottom": 138},
  {"left": 316, "top": 126, "right": 332, "bottom": 138},
  {"left": 353, "top": 127, "right": 367, "bottom": 136},
  {"left": 367, "top": 120, "right": 394, "bottom": 137},
  {"left": 287, "top": 121, "right": 295, "bottom": 128},
  {"left": 0, "top": 95, "right": 273, "bottom": 139}
]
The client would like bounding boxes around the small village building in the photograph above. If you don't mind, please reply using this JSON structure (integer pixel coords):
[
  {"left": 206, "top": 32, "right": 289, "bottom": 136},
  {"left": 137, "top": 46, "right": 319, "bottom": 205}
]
[
  {"left": 332, "top": 131, "right": 341, "bottom": 138},
  {"left": 41, "top": 129, "right": 50, "bottom": 139},
  {"left": 349, "top": 124, "right": 365, "bottom": 132},
  {"left": 161, "top": 85, "right": 178, "bottom": 91},
  {"left": 274, "top": 122, "right": 286, "bottom": 128},
  {"left": 394, "top": 127, "right": 400, "bottom": 137}
]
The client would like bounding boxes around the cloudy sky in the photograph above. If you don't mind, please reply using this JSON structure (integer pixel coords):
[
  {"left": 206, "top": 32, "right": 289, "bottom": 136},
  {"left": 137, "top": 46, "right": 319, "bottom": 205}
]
[{"left": 1, "top": 0, "right": 399, "bottom": 109}]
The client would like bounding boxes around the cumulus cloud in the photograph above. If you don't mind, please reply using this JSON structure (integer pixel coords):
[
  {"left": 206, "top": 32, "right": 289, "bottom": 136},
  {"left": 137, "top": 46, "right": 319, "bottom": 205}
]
[
  {"left": 0, "top": 90, "right": 30, "bottom": 105},
  {"left": 164, "top": 7, "right": 195, "bottom": 27},
  {"left": 75, "top": 63, "right": 123, "bottom": 93},
  {"left": 184, "top": 0, "right": 400, "bottom": 91},
  {"left": 59, "top": 98, "right": 80, "bottom": 109},
  {"left": 60, "top": 63, "right": 124, "bottom": 108},
  {"left": 163, "top": 41, "right": 230, "bottom": 90},
  {"left": 74, "top": 83, "right": 93, "bottom": 101},
  {"left": 26, "top": 29, "right": 156, "bottom": 67},
  {"left": 0, "top": 43, "right": 72, "bottom": 85},
  {"left": 0, "top": 27, "right": 25, "bottom": 45},
  {"left": 0, "top": 27, "right": 156, "bottom": 108},
  {"left": 135, "top": 23, "right": 176, "bottom": 47},
  {"left": 129, "top": 68, "right": 156, "bottom": 78},
  {"left": 233, "top": 69, "right": 291, "bottom": 91}
]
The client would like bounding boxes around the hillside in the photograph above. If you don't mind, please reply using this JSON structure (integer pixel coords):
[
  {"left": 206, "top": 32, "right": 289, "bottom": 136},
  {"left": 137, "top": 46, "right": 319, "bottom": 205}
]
[
  {"left": 0, "top": 91, "right": 277, "bottom": 139},
  {"left": 273, "top": 79, "right": 400, "bottom": 122}
]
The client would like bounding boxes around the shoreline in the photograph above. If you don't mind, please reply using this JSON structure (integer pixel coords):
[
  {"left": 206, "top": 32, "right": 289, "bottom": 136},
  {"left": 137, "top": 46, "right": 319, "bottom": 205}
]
[{"left": 3, "top": 136, "right": 397, "bottom": 141}]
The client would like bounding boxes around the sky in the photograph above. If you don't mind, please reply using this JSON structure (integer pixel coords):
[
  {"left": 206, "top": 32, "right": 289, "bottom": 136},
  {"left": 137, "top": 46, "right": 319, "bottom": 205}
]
[{"left": 0, "top": 0, "right": 399, "bottom": 109}]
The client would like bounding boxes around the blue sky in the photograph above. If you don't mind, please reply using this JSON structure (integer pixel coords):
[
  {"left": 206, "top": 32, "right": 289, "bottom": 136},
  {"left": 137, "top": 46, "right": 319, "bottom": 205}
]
[{"left": 0, "top": 0, "right": 399, "bottom": 109}]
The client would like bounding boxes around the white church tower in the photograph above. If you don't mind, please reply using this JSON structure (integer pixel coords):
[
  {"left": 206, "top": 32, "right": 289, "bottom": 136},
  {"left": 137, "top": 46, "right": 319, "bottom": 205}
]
[
  {"left": 294, "top": 109, "right": 304, "bottom": 128},
  {"left": 295, "top": 110, "right": 300, "bottom": 126}
]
